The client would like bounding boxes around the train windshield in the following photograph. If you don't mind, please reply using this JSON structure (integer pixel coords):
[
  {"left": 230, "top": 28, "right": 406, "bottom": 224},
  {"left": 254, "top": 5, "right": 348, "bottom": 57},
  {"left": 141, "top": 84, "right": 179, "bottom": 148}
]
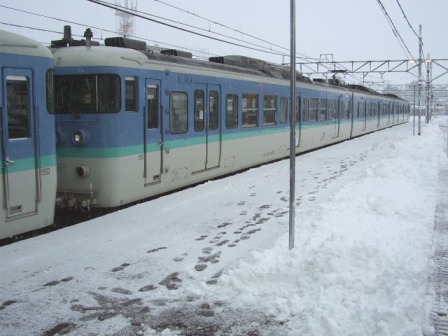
[{"left": 53, "top": 74, "right": 121, "bottom": 114}]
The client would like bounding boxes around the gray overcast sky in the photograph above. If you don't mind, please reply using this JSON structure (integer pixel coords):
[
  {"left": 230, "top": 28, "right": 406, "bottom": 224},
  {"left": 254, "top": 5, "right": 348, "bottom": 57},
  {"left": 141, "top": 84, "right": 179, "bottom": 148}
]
[{"left": 1, "top": 0, "right": 447, "bottom": 85}]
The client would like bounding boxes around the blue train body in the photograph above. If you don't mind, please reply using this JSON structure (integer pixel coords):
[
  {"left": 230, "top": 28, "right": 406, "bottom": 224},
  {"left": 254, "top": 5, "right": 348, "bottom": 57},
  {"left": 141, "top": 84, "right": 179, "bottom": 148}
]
[
  {"left": 51, "top": 33, "right": 409, "bottom": 210},
  {"left": 0, "top": 27, "right": 410, "bottom": 239},
  {"left": 0, "top": 30, "right": 57, "bottom": 238}
]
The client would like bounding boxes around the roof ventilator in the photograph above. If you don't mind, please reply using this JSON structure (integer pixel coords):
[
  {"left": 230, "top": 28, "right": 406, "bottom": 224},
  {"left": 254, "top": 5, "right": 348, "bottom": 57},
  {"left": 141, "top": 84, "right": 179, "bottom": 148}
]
[
  {"left": 209, "top": 55, "right": 310, "bottom": 82},
  {"left": 104, "top": 37, "right": 147, "bottom": 50},
  {"left": 160, "top": 49, "right": 193, "bottom": 58}
]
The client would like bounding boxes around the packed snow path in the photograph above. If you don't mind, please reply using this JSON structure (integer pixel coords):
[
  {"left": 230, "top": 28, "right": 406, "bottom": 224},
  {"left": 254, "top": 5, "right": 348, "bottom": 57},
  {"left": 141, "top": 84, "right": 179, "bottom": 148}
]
[
  {"left": 428, "top": 123, "right": 448, "bottom": 336},
  {"left": 0, "top": 118, "right": 447, "bottom": 336}
]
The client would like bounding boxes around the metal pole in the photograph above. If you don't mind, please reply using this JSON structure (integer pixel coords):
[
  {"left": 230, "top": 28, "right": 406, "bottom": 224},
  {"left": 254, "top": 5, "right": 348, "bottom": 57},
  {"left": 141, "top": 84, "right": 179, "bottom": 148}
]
[
  {"left": 289, "top": 0, "right": 296, "bottom": 250},
  {"left": 426, "top": 53, "right": 431, "bottom": 123},
  {"left": 413, "top": 84, "right": 416, "bottom": 135},
  {"left": 429, "top": 56, "right": 433, "bottom": 121},
  {"left": 418, "top": 25, "right": 422, "bottom": 135}
]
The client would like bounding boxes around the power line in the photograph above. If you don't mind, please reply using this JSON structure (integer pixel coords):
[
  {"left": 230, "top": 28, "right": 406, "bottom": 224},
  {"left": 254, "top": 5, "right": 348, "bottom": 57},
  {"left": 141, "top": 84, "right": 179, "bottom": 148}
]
[
  {"left": 0, "top": 4, "right": 217, "bottom": 58},
  {"left": 150, "top": 0, "right": 322, "bottom": 62},
  {"left": 0, "top": 22, "right": 65, "bottom": 38},
  {"left": 0, "top": 2, "right": 379, "bottom": 84},
  {"left": 152, "top": 0, "right": 290, "bottom": 54},
  {"left": 92, "top": 0, "right": 367, "bottom": 81},
  {"left": 89, "top": 0, "right": 288, "bottom": 57},
  {"left": 112, "top": 1, "right": 291, "bottom": 58},
  {"left": 395, "top": 0, "right": 419, "bottom": 39},
  {"left": 376, "top": 0, "right": 415, "bottom": 60}
]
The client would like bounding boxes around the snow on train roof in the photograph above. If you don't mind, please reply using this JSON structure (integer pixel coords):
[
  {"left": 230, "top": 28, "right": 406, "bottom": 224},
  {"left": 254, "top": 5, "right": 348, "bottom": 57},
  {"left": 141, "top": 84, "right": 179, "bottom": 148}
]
[{"left": 0, "top": 29, "right": 52, "bottom": 59}]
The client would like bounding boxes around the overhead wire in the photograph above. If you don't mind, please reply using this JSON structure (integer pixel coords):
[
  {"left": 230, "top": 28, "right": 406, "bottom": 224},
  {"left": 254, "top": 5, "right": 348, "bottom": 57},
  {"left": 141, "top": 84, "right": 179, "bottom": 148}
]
[
  {"left": 395, "top": 0, "right": 419, "bottom": 39},
  {"left": 88, "top": 0, "right": 288, "bottom": 57},
  {"left": 111, "top": 1, "right": 290, "bottom": 59},
  {"left": 1, "top": 1, "right": 376, "bottom": 84},
  {"left": 136, "top": 0, "right": 369, "bottom": 82},
  {"left": 376, "top": 0, "right": 415, "bottom": 60},
  {"left": 0, "top": 4, "right": 217, "bottom": 58},
  {"left": 394, "top": 0, "right": 425, "bottom": 58},
  {"left": 152, "top": 0, "right": 290, "bottom": 54}
]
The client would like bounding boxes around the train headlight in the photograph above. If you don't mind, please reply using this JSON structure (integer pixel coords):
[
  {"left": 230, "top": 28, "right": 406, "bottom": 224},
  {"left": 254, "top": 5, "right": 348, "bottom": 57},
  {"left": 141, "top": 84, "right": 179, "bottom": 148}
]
[
  {"left": 76, "top": 165, "right": 90, "bottom": 178},
  {"left": 72, "top": 130, "right": 90, "bottom": 146}
]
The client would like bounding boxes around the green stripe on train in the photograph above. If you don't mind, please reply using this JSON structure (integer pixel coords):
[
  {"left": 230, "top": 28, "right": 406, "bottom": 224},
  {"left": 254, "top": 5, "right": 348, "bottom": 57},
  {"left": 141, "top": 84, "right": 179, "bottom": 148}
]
[
  {"left": 57, "top": 126, "right": 291, "bottom": 159},
  {"left": 56, "top": 120, "right": 356, "bottom": 159},
  {"left": 0, "top": 154, "right": 57, "bottom": 174}
]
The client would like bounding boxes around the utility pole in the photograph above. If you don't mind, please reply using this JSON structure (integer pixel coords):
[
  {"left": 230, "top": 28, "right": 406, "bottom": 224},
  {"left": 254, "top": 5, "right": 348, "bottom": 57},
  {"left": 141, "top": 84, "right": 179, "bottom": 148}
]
[
  {"left": 289, "top": 0, "right": 296, "bottom": 250},
  {"left": 426, "top": 53, "right": 433, "bottom": 122},
  {"left": 418, "top": 25, "right": 423, "bottom": 135}
]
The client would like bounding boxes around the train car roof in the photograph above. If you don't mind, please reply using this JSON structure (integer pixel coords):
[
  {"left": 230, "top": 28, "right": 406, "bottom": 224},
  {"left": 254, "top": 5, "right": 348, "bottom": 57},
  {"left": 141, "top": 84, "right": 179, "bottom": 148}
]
[
  {"left": 0, "top": 29, "right": 53, "bottom": 59},
  {"left": 51, "top": 41, "right": 406, "bottom": 102}
]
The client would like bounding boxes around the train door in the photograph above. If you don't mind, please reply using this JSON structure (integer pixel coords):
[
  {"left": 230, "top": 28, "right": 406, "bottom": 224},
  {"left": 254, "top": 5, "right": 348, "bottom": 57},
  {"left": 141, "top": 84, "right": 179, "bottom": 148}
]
[
  {"left": 377, "top": 102, "right": 381, "bottom": 128},
  {"left": 192, "top": 84, "right": 221, "bottom": 172},
  {"left": 294, "top": 95, "right": 301, "bottom": 147},
  {"left": 1, "top": 69, "right": 38, "bottom": 219},
  {"left": 144, "top": 79, "right": 163, "bottom": 185},
  {"left": 361, "top": 100, "right": 367, "bottom": 131}
]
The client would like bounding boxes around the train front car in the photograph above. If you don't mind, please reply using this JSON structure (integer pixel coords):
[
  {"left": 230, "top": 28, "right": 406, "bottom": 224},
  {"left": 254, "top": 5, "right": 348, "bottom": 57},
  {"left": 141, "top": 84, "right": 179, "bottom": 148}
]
[
  {"left": 52, "top": 33, "right": 150, "bottom": 210},
  {"left": 0, "top": 30, "right": 57, "bottom": 239}
]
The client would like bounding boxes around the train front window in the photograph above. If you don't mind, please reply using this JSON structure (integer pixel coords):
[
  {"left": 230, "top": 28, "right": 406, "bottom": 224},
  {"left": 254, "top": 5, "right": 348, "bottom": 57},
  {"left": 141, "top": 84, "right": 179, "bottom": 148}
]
[
  {"left": 53, "top": 74, "right": 121, "bottom": 114},
  {"left": 6, "top": 76, "right": 30, "bottom": 139}
]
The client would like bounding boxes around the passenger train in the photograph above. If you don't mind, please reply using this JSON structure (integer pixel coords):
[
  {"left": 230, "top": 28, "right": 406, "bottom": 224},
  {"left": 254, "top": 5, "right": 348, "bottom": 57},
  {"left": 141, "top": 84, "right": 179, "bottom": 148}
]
[
  {"left": 0, "top": 30, "right": 57, "bottom": 239},
  {"left": 0, "top": 26, "right": 410, "bottom": 239}
]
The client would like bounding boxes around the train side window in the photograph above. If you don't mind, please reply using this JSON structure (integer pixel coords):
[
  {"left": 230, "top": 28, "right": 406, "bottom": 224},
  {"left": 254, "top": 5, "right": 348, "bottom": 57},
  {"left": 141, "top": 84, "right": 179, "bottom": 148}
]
[
  {"left": 309, "top": 98, "right": 318, "bottom": 121},
  {"left": 170, "top": 92, "right": 188, "bottom": 134},
  {"left": 342, "top": 100, "right": 349, "bottom": 119},
  {"left": 194, "top": 90, "right": 205, "bottom": 132},
  {"left": 126, "top": 76, "right": 138, "bottom": 112},
  {"left": 263, "top": 94, "right": 277, "bottom": 126},
  {"left": 328, "top": 100, "right": 334, "bottom": 120},
  {"left": 242, "top": 93, "right": 258, "bottom": 128},
  {"left": 147, "top": 85, "right": 159, "bottom": 129},
  {"left": 303, "top": 98, "right": 309, "bottom": 122},
  {"left": 280, "top": 97, "right": 288, "bottom": 124},
  {"left": 358, "top": 101, "right": 365, "bottom": 118},
  {"left": 6, "top": 76, "right": 30, "bottom": 139},
  {"left": 226, "top": 94, "right": 238, "bottom": 129},
  {"left": 209, "top": 90, "right": 219, "bottom": 131},
  {"left": 320, "top": 98, "right": 327, "bottom": 121}
]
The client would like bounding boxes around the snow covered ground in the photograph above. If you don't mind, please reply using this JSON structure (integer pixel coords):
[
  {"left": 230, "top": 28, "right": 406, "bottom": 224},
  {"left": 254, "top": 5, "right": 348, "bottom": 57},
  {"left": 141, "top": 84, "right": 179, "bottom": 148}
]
[{"left": 1, "top": 117, "right": 447, "bottom": 336}]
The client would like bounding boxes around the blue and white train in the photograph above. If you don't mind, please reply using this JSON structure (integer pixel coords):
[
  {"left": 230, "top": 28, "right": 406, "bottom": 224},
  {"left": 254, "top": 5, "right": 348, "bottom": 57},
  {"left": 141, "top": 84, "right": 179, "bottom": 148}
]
[
  {"left": 51, "top": 28, "right": 410, "bottom": 211},
  {"left": 0, "top": 30, "right": 57, "bottom": 239}
]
